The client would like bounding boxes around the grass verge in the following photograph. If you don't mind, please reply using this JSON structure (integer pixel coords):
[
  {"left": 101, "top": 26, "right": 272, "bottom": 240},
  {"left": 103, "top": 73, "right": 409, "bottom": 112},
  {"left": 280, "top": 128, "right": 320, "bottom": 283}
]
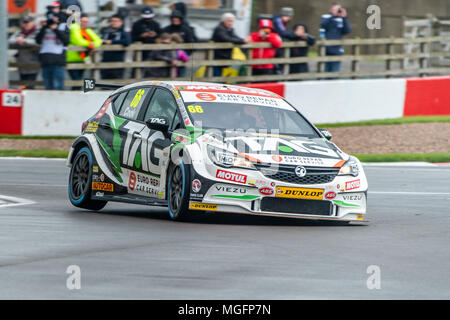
[
  {"left": 352, "top": 153, "right": 450, "bottom": 163},
  {"left": 317, "top": 116, "right": 450, "bottom": 128},
  {"left": 0, "top": 149, "right": 449, "bottom": 163},
  {"left": 0, "top": 149, "right": 69, "bottom": 158},
  {"left": 0, "top": 135, "right": 76, "bottom": 140}
]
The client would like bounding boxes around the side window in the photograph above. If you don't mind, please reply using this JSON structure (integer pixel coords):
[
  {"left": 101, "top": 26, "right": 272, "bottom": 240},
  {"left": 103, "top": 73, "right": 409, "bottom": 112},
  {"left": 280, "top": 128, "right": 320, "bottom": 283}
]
[
  {"left": 171, "top": 112, "right": 183, "bottom": 131},
  {"left": 144, "top": 88, "right": 178, "bottom": 127},
  {"left": 112, "top": 91, "right": 128, "bottom": 114},
  {"left": 119, "top": 88, "right": 149, "bottom": 120}
]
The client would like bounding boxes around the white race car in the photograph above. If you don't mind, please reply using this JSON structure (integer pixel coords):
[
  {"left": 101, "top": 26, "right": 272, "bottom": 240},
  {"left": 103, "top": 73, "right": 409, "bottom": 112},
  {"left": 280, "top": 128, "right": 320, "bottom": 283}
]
[{"left": 67, "top": 80, "right": 368, "bottom": 222}]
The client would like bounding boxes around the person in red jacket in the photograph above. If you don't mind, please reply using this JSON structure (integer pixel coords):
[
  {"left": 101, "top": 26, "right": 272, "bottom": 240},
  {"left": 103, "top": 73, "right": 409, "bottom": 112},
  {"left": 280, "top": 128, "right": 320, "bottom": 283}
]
[{"left": 250, "top": 19, "right": 283, "bottom": 76}]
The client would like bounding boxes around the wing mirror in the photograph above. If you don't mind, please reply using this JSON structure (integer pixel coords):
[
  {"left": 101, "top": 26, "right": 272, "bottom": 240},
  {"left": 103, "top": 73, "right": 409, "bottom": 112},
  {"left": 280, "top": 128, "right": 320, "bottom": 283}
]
[
  {"left": 146, "top": 117, "right": 170, "bottom": 137},
  {"left": 318, "top": 128, "right": 332, "bottom": 140}
]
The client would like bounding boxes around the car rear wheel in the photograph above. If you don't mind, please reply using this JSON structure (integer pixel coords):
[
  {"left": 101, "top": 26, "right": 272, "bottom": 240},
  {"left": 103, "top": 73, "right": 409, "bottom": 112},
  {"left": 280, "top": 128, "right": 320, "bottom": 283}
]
[
  {"left": 68, "top": 146, "right": 107, "bottom": 211},
  {"left": 167, "top": 161, "right": 191, "bottom": 221}
]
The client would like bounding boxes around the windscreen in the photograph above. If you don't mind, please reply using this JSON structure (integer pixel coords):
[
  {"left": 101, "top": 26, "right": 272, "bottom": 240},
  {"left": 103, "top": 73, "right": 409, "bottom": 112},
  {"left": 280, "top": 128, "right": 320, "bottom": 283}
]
[{"left": 183, "top": 101, "right": 319, "bottom": 137}]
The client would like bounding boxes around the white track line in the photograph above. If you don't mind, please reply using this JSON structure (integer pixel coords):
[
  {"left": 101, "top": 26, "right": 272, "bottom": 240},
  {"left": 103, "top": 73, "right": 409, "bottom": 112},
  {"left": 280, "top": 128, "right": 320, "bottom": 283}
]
[
  {"left": 0, "top": 195, "right": 35, "bottom": 208},
  {"left": 370, "top": 191, "right": 450, "bottom": 196},
  {"left": 0, "top": 157, "right": 66, "bottom": 161}
]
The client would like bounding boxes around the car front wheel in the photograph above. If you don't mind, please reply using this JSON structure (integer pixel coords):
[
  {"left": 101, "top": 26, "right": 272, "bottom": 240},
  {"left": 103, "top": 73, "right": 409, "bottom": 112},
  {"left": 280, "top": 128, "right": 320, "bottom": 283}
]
[{"left": 167, "top": 161, "right": 191, "bottom": 220}]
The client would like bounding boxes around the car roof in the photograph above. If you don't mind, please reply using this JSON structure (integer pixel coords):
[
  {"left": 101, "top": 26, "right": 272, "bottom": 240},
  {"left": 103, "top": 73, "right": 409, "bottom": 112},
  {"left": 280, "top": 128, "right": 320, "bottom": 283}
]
[{"left": 111, "top": 81, "right": 281, "bottom": 99}]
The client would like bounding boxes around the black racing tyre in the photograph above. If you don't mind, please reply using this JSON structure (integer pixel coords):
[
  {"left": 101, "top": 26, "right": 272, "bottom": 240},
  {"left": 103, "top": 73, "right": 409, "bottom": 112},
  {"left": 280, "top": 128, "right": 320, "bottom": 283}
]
[
  {"left": 68, "top": 146, "right": 107, "bottom": 211},
  {"left": 167, "top": 161, "right": 191, "bottom": 221}
]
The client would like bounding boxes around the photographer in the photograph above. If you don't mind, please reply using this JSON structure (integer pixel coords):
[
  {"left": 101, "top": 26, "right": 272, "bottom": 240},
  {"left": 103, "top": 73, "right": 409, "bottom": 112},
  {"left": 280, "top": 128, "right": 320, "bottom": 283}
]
[
  {"left": 320, "top": 2, "right": 351, "bottom": 73},
  {"left": 249, "top": 19, "right": 282, "bottom": 76},
  {"left": 35, "top": 12, "right": 70, "bottom": 90}
]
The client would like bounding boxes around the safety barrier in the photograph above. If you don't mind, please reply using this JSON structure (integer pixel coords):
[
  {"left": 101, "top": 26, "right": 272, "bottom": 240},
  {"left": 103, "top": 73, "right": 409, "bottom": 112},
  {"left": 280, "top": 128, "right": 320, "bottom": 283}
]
[{"left": 2, "top": 76, "right": 450, "bottom": 136}]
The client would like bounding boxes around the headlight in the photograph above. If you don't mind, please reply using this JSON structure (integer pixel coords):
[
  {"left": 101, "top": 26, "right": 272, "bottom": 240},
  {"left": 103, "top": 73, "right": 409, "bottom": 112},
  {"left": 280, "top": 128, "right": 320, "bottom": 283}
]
[
  {"left": 207, "top": 145, "right": 255, "bottom": 170},
  {"left": 338, "top": 157, "right": 360, "bottom": 177}
]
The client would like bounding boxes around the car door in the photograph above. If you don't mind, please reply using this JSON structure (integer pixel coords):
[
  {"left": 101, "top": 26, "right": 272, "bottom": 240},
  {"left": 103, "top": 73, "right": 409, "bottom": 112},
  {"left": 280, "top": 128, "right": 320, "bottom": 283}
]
[{"left": 134, "top": 88, "right": 182, "bottom": 200}]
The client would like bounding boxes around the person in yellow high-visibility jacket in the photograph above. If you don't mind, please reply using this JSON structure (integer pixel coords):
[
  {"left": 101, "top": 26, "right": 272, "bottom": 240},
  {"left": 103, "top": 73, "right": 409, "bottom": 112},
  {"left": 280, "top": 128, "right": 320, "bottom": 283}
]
[{"left": 67, "top": 13, "right": 102, "bottom": 88}]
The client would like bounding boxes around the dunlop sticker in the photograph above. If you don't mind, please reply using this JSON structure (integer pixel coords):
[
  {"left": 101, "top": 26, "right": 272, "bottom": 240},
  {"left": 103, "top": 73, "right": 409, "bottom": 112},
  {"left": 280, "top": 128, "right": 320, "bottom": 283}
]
[
  {"left": 275, "top": 187, "right": 323, "bottom": 200},
  {"left": 189, "top": 202, "right": 218, "bottom": 211}
]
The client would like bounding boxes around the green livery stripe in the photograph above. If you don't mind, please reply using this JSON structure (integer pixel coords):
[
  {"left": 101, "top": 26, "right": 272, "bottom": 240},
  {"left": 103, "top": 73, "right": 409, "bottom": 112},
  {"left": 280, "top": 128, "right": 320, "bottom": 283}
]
[
  {"left": 212, "top": 195, "right": 260, "bottom": 200},
  {"left": 332, "top": 200, "right": 361, "bottom": 207}
]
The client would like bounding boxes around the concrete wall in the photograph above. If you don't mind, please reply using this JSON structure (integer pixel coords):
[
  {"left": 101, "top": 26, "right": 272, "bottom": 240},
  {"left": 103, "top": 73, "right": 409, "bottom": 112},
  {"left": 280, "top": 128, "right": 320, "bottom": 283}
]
[{"left": 22, "top": 90, "right": 111, "bottom": 136}]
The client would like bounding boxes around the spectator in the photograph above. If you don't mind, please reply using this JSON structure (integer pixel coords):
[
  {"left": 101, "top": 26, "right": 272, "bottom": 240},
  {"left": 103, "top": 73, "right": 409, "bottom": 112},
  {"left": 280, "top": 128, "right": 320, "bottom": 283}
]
[
  {"left": 131, "top": 6, "right": 161, "bottom": 60},
  {"left": 46, "top": 1, "right": 69, "bottom": 25},
  {"left": 35, "top": 11, "right": 70, "bottom": 90},
  {"left": 211, "top": 13, "right": 250, "bottom": 77},
  {"left": 100, "top": 15, "right": 132, "bottom": 80},
  {"left": 250, "top": 19, "right": 282, "bottom": 76},
  {"left": 171, "top": 33, "right": 190, "bottom": 77},
  {"left": 271, "top": 7, "right": 295, "bottom": 74},
  {"left": 67, "top": 13, "right": 102, "bottom": 87},
  {"left": 320, "top": 2, "right": 351, "bottom": 73},
  {"left": 272, "top": 7, "right": 296, "bottom": 40},
  {"left": 169, "top": 2, "right": 198, "bottom": 42},
  {"left": 162, "top": 10, "right": 194, "bottom": 45},
  {"left": 289, "top": 24, "right": 315, "bottom": 74},
  {"left": 144, "top": 33, "right": 179, "bottom": 79},
  {"left": 8, "top": 16, "right": 40, "bottom": 88}
]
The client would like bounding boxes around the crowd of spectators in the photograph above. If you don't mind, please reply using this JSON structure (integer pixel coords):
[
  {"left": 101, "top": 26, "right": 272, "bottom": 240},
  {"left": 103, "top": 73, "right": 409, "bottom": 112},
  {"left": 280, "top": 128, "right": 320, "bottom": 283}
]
[{"left": 8, "top": 1, "right": 352, "bottom": 90}]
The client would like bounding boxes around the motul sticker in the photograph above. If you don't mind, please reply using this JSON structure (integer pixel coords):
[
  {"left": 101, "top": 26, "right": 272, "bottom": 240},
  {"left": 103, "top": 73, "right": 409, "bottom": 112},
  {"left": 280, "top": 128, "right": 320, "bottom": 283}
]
[
  {"left": 345, "top": 179, "right": 361, "bottom": 191},
  {"left": 216, "top": 169, "right": 247, "bottom": 184}
]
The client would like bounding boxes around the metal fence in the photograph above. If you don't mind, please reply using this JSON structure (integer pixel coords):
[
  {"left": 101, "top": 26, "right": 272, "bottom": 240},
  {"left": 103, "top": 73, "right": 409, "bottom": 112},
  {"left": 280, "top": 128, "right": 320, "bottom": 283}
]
[{"left": 9, "top": 35, "right": 450, "bottom": 88}]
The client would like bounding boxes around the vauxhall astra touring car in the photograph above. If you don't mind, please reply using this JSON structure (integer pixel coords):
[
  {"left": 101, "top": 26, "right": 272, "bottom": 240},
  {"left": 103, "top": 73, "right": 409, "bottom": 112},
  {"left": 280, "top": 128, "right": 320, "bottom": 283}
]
[{"left": 67, "top": 79, "right": 368, "bottom": 222}]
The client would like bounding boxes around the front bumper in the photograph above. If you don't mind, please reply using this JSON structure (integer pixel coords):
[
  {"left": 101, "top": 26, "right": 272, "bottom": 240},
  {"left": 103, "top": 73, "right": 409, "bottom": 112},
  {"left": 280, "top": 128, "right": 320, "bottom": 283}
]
[{"left": 188, "top": 160, "right": 368, "bottom": 222}]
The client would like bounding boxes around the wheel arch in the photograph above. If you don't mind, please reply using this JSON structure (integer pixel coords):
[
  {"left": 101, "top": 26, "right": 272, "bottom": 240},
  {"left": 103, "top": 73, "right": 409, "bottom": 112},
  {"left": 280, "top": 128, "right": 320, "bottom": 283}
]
[{"left": 68, "top": 137, "right": 93, "bottom": 166}]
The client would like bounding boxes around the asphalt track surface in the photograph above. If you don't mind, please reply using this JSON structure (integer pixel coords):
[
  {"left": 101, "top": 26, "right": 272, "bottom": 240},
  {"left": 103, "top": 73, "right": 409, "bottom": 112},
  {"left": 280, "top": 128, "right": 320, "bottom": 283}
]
[{"left": 0, "top": 158, "right": 449, "bottom": 299}]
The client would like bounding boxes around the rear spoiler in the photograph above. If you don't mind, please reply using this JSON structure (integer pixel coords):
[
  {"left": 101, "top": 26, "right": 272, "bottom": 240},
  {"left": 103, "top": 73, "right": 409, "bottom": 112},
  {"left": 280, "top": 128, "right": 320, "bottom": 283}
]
[{"left": 83, "top": 78, "right": 123, "bottom": 93}]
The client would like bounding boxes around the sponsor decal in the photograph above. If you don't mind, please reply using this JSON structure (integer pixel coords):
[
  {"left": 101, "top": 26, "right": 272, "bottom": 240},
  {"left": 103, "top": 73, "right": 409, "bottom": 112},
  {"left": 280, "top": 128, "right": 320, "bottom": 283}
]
[
  {"left": 345, "top": 179, "right": 361, "bottom": 191},
  {"left": 342, "top": 194, "right": 363, "bottom": 201},
  {"left": 129, "top": 172, "right": 137, "bottom": 191},
  {"left": 275, "top": 187, "right": 324, "bottom": 200},
  {"left": 92, "top": 175, "right": 99, "bottom": 181},
  {"left": 177, "top": 85, "right": 278, "bottom": 98},
  {"left": 92, "top": 182, "right": 114, "bottom": 192},
  {"left": 189, "top": 202, "right": 218, "bottom": 211},
  {"left": 95, "top": 192, "right": 104, "bottom": 197},
  {"left": 259, "top": 187, "right": 274, "bottom": 196},
  {"left": 93, "top": 166, "right": 99, "bottom": 173},
  {"left": 272, "top": 155, "right": 283, "bottom": 162},
  {"left": 215, "top": 185, "right": 247, "bottom": 194},
  {"left": 149, "top": 117, "right": 167, "bottom": 125},
  {"left": 85, "top": 122, "right": 99, "bottom": 133},
  {"left": 100, "top": 174, "right": 105, "bottom": 182},
  {"left": 325, "top": 192, "right": 337, "bottom": 200},
  {"left": 216, "top": 169, "right": 247, "bottom": 184},
  {"left": 192, "top": 179, "right": 202, "bottom": 193},
  {"left": 190, "top": 193, "right": 204, "bottom": 200},
  {"left": 356, "top": 214, "right": 364, "bottom": 221},
  {"left": 196, "top": 93, "right": 216, "bottom": 101}
]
